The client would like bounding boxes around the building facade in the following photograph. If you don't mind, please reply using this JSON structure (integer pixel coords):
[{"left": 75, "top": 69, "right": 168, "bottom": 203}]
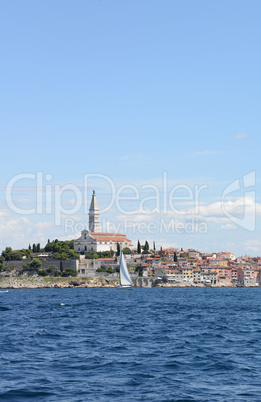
[{"left": 74, "top": 191, "right": 132, "bottom": 253}]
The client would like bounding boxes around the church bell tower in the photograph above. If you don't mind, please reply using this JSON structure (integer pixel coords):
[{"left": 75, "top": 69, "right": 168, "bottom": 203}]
[{"left": 89, "top": 190, "right": 99, "bottom": 232}]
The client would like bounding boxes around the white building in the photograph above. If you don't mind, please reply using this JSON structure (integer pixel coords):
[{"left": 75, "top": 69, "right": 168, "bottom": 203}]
[{"left": 74, "top": 191, "right": 132, "bottom": 253}]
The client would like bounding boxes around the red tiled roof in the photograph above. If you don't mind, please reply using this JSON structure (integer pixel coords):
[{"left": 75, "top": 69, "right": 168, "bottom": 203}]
[
  {"left": 90, "top": 232, "right": 132, "bottom": 243},
  {"left": 92, "top": 232, "right": 126, "bottom": 235}
]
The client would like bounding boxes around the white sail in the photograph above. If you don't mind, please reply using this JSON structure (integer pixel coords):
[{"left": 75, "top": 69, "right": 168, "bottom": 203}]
[{"left": 120, "top": 251, "right": 132, "bottom": 287}]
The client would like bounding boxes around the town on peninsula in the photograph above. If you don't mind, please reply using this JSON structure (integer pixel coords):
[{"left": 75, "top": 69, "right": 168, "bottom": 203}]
[{"left": 1, "top": 192, "right": 260, "bottom": 289}]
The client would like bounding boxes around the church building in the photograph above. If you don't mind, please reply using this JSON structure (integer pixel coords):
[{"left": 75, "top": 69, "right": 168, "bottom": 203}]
[{"left": 74, "top": 191, "right": 132, "bottom": 253}]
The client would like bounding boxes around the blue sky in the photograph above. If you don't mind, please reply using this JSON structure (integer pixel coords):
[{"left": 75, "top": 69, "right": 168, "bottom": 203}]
[{"left": 0, "top": 0, "right": 260, "bottom": 255}]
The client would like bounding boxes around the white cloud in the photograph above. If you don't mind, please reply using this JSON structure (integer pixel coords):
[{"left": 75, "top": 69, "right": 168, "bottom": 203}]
[
  {"left": 0, "top": 216, "right": 33, "bottom": 250},
  {"left": 219, "top": 223, "right": 237, "bottom": 231},
  {"left": 115, "top": 197, "right": 261, "bottom": 230},
  {"left": 243, "top": 240, "right": 261, "bottom": 253},
  {"left": 233, "top": 133, "right": 248, "bottom": 140},
  {"left": 35, "top": 222, "right": 53, "bottom": 230}
]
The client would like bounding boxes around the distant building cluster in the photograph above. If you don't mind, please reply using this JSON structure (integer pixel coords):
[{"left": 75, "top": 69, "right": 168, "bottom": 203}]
[
  {"left": 76, "top": 246, "right": 261, "bottom": 287},
  {"left": 137, "top": 248, "right": 261, "bottom": 287},
  {"left": 74, "top": 192, "right": 261, "bottom": 287}
]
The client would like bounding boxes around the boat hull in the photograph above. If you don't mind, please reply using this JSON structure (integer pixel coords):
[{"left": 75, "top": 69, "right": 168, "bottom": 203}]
[{"left": 117, "top": 286, "right": 133, "bottom": 290}]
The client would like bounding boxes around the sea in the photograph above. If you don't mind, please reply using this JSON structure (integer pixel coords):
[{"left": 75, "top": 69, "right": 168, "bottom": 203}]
[{"left": 0, "top": 288, "right": 261, "bottom": 401}]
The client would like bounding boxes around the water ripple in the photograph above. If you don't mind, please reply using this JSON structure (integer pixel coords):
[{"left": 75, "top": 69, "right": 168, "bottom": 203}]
[{"left": 0, "top": 288, "right": 261, "bottom": 401}]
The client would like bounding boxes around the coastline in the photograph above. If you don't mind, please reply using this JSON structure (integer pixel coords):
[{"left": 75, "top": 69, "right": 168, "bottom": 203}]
[{"left": 0, "top": 277, "right": 254, "bottom": 289}]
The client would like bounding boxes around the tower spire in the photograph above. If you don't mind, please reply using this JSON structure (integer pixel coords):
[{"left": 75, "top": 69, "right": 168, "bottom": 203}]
[{"left": 89, "top": 190, "right": 99, "bottom": 232}]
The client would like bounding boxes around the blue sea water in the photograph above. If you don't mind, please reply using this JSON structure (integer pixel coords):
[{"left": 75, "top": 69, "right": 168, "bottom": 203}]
[{"left": 0, "top": 288, "right": 261, "bottom": 401}]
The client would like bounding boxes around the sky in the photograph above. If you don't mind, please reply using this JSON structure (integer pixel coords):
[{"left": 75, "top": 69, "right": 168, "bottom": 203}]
[{"left": 0, "top": 0, "right": 261, "bottom": 256}]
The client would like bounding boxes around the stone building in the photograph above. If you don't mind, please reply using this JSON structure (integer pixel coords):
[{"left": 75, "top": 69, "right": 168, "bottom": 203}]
[{"left": 74, "top": 191, "right": 132, "bottom": 253}]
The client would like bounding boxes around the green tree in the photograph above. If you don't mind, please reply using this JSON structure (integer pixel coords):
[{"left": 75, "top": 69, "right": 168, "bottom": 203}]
[
  {"left": 32, "top": 244, "right": 37, "bottom": 253},
  {"left": 52, "top": 252, "right": 61, "bottom": 259},
  {"left": 25, "top": 249, "right": 33, "bottom": 260},
  {"left": 1, "top": 247, "right": 12, "bottom": 260},
  {"left": 28, "top": 244, "right": 31, "bottom": 251},
  {"left": 134, "top": 264, "right": 143, "bottom": 276},
  {"left": 22, "top": 259, "right": 42, "bottom": 270},
  {"left": 30, "top": 259, "right": 42, "bottom": 269},
  {"left": 97, "top": 264, "right": 107, "bottom": 272},
  {"left": 85, "top": 251, "right": 99, "bottom": 259},
  {"left": 137, "top": 240, "right": 141, "bottom": 254},
  {"left": 62, "top": 267, "right": 77, "bottom": 277},
  {"left": 44, "top": 240, "right": 78, "bottom": 259},
  {"left": 2, "top": 249, "right": 23, "bottom": 261},
  {"left": 36, "top": 243, "right": 40, "bottom": 252},
  {"left": 174, "top": 252, "right": 178, "bottom": 262},
  {"left": 38, "top": 270, "right": 48, "bottom": 276},
  {"left": 116, "top": 242, "right": 120, "bottom": 256},
  {"left": 122, "top": 247, "right": 132, "bottom": 254},
  {"left": 46, "top": 265, "right": 57, "bottom": 276},
  {"left": 142, "top": 241, "right": 150, "bottom": 254},
  {"left": 153, "top": 241, "right": 156, "bottom": 251},
  {"left": 10, "top": 251, "right": 23, "bottom": 261},
  {"left": 60, "top": 260, "right": 64, "bottom": 273}
]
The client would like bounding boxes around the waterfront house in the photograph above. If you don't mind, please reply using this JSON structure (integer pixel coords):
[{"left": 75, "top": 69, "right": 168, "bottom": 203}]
[
  {"left": 193, "top": 269, "right": 201, "bottom": 284},
  {"left": 182, "top": 267, "right": 193, "bottom": 282}
]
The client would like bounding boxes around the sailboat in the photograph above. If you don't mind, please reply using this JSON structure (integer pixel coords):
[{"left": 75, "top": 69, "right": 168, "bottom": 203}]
[{"left": 118, "top": 250, "right": 133, "bottom": 289}]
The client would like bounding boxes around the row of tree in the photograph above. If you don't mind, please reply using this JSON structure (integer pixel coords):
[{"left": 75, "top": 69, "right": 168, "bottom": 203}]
[
  {"left": 137, "top": 240, "right": 151, "bottom": 254},
  {"left": 1, "top": 238, "right": 80, "bottom": 264},
  {"left": 38, "top": 266, "right": 77, "bottom": 277},
  {"left": 44, "top": 240, "right": 79, "bottom": 260},
  {"left": 1, "top": 247, "right": 32, "bottom": 261},
  {"left": 28, "top": 243, "right": 41, "bottom": 253},
  {"left": 96, "top": 264, "right": 120, "bottom": 274}
]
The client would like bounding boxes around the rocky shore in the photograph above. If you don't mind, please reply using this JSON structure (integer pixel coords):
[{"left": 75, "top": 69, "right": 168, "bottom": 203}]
[
  {"left": 0, "top": 276, "right": 242, "bottom": 289},
  {"left": 0, "top": 276, "right": 119, "bottom": 289}
]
